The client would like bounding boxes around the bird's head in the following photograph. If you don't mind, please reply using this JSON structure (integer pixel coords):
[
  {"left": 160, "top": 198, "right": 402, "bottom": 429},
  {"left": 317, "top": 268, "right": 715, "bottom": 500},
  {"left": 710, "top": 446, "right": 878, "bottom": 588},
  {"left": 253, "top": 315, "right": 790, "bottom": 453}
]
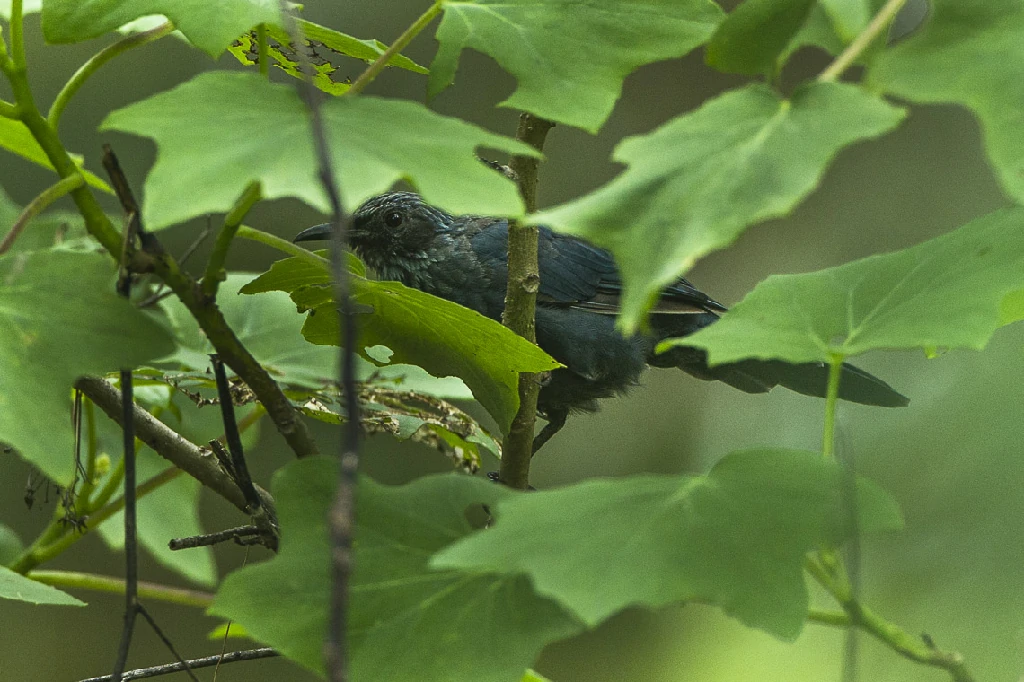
[{"left": 294, "top": 192, "right": 455, "bottom": 267}]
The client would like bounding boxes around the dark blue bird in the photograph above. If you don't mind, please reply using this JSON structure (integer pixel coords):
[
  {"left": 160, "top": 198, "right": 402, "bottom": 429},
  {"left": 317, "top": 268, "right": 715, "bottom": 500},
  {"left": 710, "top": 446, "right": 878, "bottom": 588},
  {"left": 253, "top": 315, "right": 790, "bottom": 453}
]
[{"left": 295, "top": 192, "right": 908, "bottom": 451}]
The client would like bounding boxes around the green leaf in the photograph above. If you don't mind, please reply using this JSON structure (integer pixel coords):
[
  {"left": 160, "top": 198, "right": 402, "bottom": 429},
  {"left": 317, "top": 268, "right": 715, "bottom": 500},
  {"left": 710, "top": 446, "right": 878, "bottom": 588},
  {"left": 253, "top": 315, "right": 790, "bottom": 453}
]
[
  {"left": 41, "top": 0, "right": 280, "bottom": 56},
  {"left": 870, "top": 1, "right": 1024, "bottom": 204},
  {"left": 0, "top": 523, "right": 24, "bottom": 565},
  {"left": 0, "top": 566, "right": 84, "bottom": 606},
  {"left": 0, "top": 250, "right": 177, "bottom": 482},
  {"left": 429, "top": 0, "right": 724, "bottom": 132},
  {"left": 671, "top": 207, "right": 1024, "bottom": 365},
  {"left": 0, "top": 118, "right": 113, "bottom": 194},
  {"left": 535, "top": 82, "right": 905, "bottom": 334},
  {"left": 101, "top": 71, "right": 533, "bottom": 230},
  {"left": 0, "top": 0, "right": 41, "bottom": 18},
  {"left": 522, "top": 672, "right": 553, "bottom": 682},
  {"left": 98, "top": 450, "right": 215, "bottom": 587},
  {"left": 243, "top": 257, "right": 561, "bottom": 433},
  {"left": 819, "top": 0, "right": 873, "bottom": 40},
  {"left": 0, "top": 187, "right": 96, "bottom": 255},
  {"left": 434, "top": 449, "right": 902, "bottom": 640},
  {"left": 706, "top": 0, "right": 816, "bottom": 75},
  {"left": 161, "top": 273, "right": 336, "bottom": 389},
  {"left": 211, "top": 459, "right": 581, "bottom": 679}
]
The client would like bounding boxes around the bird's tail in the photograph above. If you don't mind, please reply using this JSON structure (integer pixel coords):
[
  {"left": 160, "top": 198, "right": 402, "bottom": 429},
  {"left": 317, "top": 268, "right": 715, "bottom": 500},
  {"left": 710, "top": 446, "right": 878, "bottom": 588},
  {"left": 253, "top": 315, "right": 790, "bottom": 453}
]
[{"left": 648, "top": 314, "right": 909, "bottom": 407}]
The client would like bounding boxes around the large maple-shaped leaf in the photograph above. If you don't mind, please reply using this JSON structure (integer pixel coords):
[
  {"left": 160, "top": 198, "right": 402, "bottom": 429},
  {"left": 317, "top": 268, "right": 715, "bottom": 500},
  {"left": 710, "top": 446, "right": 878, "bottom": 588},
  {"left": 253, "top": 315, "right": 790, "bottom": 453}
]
[
  {"left": 101, "top": 71, "right": 533, "bottom": 230},
  {"left": 435, "top": 449, "right": 902, "bottom": 640},
  {"left": 242, "top": 255, "right": 560, "bottom": 433},
  {"left": 0, "top": 250, "right": 176, "bottom": 481},
  {"left": 669, "top": 207, "right": 1024, "bottom": 365},
  {"left": 870, "top": 1, "right": 1024, "bottom": 203},
  {"left": 534, "top": 82, "right": 905, "bottom": 334},
  {"left": 211, "top": 458, "right": 581, "bottom": 680},
  {"left": 429, "top": 0, "right": 724, "bottom": 132},
  {"left": 41, "top": 0, "right": 280, "bottom": 56}
]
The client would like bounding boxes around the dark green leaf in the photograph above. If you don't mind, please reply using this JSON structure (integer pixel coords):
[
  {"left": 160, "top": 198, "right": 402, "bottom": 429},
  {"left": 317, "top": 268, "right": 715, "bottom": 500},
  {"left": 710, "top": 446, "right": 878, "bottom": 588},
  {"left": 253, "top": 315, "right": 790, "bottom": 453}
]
[
  {"left": 41, "top": 0, "right": 279, "bottom": 56},
  {"left": 211, "top": 459, "right": 581, "bottom": 679},
  {"left": 0, "top": 250, "right": 177, "bottom": 481},
  {"left": 871, "top": 1, "right": 1024, "bottom": 203},
  {"left": 0, "top": 523, "right": 24, "bottom": 565},
  {"left": 0, "top": 566, "right": 84, "bottom": 606},
  {"left": 434, "top": 449, "right": 901, "bottom": 639},
  {"left": 243, "top": 257, "right": 560, "bottom": 433},
  {"left": 535, "top": 82, "right": 905, "bottom": 333},
  {"left": 706, "top": 0, "right": 816, "bottom": 75},
  {"left": 429, "top": 0, "right": 723, "bottom": 132},
  {"left": 101, "top": 71, "right": 533, "bottom": 229},
  {"left": 671, "top": 207, "right": 1024, "bottom": 365}
]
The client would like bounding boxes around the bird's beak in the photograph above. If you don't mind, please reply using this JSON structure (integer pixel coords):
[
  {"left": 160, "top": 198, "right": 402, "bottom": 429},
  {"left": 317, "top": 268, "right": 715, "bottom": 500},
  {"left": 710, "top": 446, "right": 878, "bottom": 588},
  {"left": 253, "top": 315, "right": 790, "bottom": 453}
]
[{"left": 293, "top": 223, "right": 332, "bottom": 243}]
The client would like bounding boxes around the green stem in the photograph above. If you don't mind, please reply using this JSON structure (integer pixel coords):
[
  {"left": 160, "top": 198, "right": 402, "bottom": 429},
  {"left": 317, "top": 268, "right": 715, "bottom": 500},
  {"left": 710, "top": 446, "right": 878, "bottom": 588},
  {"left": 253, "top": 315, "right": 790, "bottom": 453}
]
[
  {"left": 0, "top": 174, "right": 85, "bottom": 255},
  {"left": 817, "top": 0, "right": 907, "bottom": 82},
  {"left": 10, "top": 0, "right": 25, "bottom": 71},
  {"left": 202, "top": 181, "right": 262, "bottom": 297},
  {"left": 48, "top": 20, "right": 175, "bottom": 129},
  {"left": 821, "top": 354, "right": 843, "bottom": 459},
  {"left": 75, "top": 398, "right": 101, "bottom": 510},
  {"left": 27, "top": 570, "right": 213, "bottom": 608},
  {"left": 806, "top": 557, "right": 975, "bottom": 681},
  {"left": 237, "top": 224, "right": 330, "bottom": 266},
  {"left": 87, "top": 439, "right": 127, "bottom": 513},
  {"left": 257, "top": 23, "right": 270, "bottom": 77},
  {"left": 346, "top": 2, "right": 442, "bottom": 96}
]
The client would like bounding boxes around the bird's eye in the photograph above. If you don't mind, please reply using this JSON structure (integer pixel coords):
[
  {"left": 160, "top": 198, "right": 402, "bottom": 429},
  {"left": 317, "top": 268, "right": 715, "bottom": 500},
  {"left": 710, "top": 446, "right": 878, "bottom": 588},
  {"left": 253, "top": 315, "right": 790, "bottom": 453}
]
[{"left": 383, "top": 211, "right": 403, "bottom": 228}]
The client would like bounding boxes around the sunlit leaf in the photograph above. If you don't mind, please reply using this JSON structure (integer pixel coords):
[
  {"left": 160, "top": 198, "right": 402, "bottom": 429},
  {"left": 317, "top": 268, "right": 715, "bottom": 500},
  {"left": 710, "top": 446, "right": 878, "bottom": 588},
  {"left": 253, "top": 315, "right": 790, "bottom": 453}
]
[
  {"left": 101, "top": 71, "right": 533, "bottom": 230},
  {"left": 211, "top": 458, "right": 581, "bottom": 679},
  {"left": 535, "top": 82, "right": 905, "bottom": 333},
  {"left": 429, "top": 0, "right": 723, "bottom": 132},
  {"left": 435, "top": 449, "right": 902, "bottom": 639},
  {"left": 671, "top": 207, "right": 1024, "bottom": 365},
  {"left": 0, "top": 118, "right": 113, "bottom": 194}
]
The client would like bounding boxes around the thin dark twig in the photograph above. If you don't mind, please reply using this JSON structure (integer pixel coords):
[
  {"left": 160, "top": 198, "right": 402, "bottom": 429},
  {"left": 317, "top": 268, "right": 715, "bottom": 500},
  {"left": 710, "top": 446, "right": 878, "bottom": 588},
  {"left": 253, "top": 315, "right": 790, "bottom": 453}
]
[
  {"left": 211, "top": 355, "right": 262, "bottom": 513},
  {"left": 277, "top": 5, "right": 359, "bottom": 680},
  {"left": 138, "top": 217, "right": 214, "bottom": 308},
  {"left": 78, "top": 648, "right": 278, "bottom": 682},
  {"left": 136, "top": 605, "right": 198, "bottom": 682},
  {"left": 168, "top": 525, "right": 262, "bottom": 551},
  {"left": 110, "top": 369, "right": 138, "bottom": 682}
]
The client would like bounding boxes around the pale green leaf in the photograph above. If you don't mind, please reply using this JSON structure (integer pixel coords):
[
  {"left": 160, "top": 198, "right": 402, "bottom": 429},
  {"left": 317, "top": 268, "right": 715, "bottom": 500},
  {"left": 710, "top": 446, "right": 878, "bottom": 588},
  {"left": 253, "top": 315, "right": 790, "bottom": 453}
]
[
  {"left": 0, "top": 118, "right": 113, "bottom": 194},
  {"left": 0, "top": 0, "right": 41, "bottom": 19},
  {"left": 434, "top": 449, "right": 901, "bottom": 639},
  {"left": 211, "top": 458, "right": 581, "bottom": 679},
  {"left": 101, "top": 71, "right": 532, "bottom": 229},
  {"left": 0, "top": 566, "right": 84, "bottom": 606},
  {"left": 0, "top": 523, "right": 24, "bottom": 565},
  {"left": 0, "top": 250, "right": 177, "bottom": 481},
  {"left": 430, "top": 0, "right": 723, "bottom": 132},
  {"left": 535, "top": 82, "right": 905, "bottom": 334},
  {"left": 672, "top": 207, "right": 1024, "bottom": 365}
]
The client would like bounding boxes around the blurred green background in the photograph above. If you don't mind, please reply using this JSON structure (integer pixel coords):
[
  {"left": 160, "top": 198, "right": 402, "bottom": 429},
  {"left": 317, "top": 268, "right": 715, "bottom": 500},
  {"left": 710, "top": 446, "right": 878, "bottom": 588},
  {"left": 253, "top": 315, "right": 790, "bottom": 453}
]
[{"left": 2, "top": 3, "right": 1023, "bottom": 681}]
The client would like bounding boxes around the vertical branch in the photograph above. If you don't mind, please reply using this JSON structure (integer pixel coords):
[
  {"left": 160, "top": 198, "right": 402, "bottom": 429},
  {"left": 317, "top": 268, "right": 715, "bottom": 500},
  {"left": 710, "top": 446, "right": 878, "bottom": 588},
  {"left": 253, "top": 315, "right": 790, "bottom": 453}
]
[
  {"left": 110, "top": 369, "right": 137, "bottom": 682},
  {"left": 276, "top": 5, "right": 358, "bottom": 680},
  {"left": 499, "top": 113, "right": 555, "bottom": 489},
  {"left": 211, "top": 355, "right": 262, "bottom": 513}
]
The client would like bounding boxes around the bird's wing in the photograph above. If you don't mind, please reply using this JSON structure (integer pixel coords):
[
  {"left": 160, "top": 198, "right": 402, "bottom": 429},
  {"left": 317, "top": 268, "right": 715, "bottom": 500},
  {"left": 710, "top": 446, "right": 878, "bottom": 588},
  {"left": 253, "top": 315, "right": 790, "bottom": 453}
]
[{"left": 470, "top": 221, "right": 726, "bottom": 315}]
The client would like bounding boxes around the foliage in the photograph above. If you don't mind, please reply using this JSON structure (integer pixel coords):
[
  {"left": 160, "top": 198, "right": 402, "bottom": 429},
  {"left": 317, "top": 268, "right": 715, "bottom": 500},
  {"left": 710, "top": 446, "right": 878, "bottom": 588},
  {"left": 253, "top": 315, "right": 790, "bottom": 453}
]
[{"left": 0, "top": 1, "right": 1020, "bottom": 682}]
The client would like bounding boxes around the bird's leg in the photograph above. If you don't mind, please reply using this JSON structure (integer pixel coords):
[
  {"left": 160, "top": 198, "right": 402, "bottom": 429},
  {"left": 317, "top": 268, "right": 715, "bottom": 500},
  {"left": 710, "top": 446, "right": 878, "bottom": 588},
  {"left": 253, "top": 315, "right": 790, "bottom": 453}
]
[{"left": 532, "top": 409, "right": 567, "bottom": 455}]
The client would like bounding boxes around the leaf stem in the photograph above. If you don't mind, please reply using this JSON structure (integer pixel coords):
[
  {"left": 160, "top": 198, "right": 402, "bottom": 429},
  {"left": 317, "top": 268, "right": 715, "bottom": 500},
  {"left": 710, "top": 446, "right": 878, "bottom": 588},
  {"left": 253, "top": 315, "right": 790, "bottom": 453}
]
[
  {"left": 257, "top": 23, "right": 270, "bottom": 77},
  {"left": 10, "top": 0, "right": 25, "bottom": 71},
  {"left": 806, "top": 556, "right": 976, "bottom": 681},
  {"left": 27, "top": 570, "right": 214, "bottom": 608},
  {"left": 0, "top": 98, "right": 18, "bottom": 118},
  {"left": 346, "top": 2, "right": 443, "bottom": 96},
  {"left": 202, "top": 182, "right": 262, "bottom": 297},
  {"left": 817, "top": 0, "right": 907, "bottom": 82},
  {"left": 0, "top": 173, "right": 85, "bottom": 255},
  {"left": 47, "top": 21, "right": 175, "bottom": 129},
  {"left": 236, "top": 224, "right": 329, "bottom": 265},
  {"left": 499, "top": 113, "right": 554, "bottom": 488},
  {"left": 821, "top": 354, "right": 843, "bottom": 459}
]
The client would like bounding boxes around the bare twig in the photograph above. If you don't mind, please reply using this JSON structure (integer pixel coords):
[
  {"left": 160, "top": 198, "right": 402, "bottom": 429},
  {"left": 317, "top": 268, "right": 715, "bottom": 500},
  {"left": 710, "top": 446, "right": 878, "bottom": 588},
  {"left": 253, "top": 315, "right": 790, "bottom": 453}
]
[
  {"left": 277, "top": 5, "right": 359, "bottom": 680},
  {"left": 499, "top": 113, "right": 554, "bottom": 489},
  {"left": 78, "top": 648, "right": 278, "bottom": 682},
  {"left": 109, "top": 370, "right": 137, "bottom": 682},
  {"left": 136, "top": 605, "right": 198, "bottom": 682},
  {"left": 169, "top": 525, "right": 263, "bottom": 551},
  {"left": 211, "top": 355, "right": 262, "bottom": 513}
]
